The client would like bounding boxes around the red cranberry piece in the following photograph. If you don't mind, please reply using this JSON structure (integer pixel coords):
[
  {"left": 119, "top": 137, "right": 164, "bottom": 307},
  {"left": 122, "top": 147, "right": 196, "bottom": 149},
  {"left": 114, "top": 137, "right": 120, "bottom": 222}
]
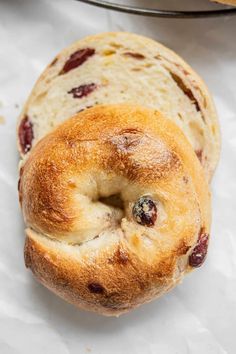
[
  {"left": 60, "top": 48, "right": 95, "bottom": 74},
  {"left": 189, "top": 231, "right": 209, "bottom": 268},
  {"left": 123, "top": 52, "right": 145, "bottom": 60},
  {"left": 18, "top": 116, "right": 34, "bottom": 154},
  {"left": 133, "top": 196, "right": 157, "bottom": 227},
  {"left": 68, "top": 83, "right": 97, "bottom": 99}
]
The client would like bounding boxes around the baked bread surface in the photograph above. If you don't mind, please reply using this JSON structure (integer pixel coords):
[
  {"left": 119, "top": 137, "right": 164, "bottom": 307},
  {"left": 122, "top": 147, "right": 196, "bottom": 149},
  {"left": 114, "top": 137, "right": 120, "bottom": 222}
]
[{"left": 20, "top": 105, "right": 211, "bottom": 316}]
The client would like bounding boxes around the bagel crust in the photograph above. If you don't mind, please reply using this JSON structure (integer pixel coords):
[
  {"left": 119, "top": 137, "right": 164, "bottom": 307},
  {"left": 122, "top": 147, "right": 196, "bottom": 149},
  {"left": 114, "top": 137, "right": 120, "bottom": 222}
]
[{"left": 20, "top": 105, "right": 211, "bottom": 316}]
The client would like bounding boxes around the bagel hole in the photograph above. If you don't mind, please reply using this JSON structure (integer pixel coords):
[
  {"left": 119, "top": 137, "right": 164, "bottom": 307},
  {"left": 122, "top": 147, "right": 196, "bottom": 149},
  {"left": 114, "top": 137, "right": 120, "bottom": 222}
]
[{"left": 99, "top": 194, "right": 124, "bottom": 210}]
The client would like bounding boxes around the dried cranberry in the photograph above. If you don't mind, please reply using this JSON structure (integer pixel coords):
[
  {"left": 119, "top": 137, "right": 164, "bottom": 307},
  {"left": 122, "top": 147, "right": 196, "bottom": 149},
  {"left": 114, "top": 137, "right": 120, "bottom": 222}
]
[
  {"left": 60, "top": 48, "right": 95, "bottom": 74},
  {"left": 18, "top": 116, "right": 34, "bottom": 154},
  {"left": 123, "top": 52, "right": 145, "bottom": 60},
  {"left": 88, "top": 283, "right": 104, "bottom": 294},
  {"left": 189, "top": 231, "right": 209, "bottom": 268},
  {"left": 133, "top": 196, "right": 157, "bottom": 227},
  {"left": 68, "top": 83, "right": 97, "bottom": 99}
]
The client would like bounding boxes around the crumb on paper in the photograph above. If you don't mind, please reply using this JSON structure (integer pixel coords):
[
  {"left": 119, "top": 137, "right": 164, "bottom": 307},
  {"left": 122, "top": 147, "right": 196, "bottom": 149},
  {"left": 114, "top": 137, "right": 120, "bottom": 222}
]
[
  {"left": 85, "top": 348, "right": 91, "bottom": 353},
  {"left": 15, "top": 103, "right": 19, "bottom": 109},
  {"left": 0, "top": 115, "right": 5, "bottom": 124}
]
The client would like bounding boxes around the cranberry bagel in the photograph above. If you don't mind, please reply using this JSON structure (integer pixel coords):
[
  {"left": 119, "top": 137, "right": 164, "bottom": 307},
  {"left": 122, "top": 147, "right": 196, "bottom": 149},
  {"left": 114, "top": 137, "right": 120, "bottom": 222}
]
[{"left": 19, "top": 105, "right": 211, "bottom": 316}]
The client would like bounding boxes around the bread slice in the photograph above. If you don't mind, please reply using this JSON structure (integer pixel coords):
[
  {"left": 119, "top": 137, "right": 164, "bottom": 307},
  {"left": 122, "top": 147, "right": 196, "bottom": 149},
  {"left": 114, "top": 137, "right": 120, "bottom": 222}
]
[{"left": 17, "top": 32, "right": 220, "bottom": 182}]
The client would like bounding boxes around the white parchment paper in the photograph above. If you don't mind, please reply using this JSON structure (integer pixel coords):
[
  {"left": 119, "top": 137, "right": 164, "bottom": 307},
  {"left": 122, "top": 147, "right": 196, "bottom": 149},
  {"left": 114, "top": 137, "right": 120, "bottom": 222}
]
[{"left": 0, "top": 1, "right": 235, "bottom": 353}]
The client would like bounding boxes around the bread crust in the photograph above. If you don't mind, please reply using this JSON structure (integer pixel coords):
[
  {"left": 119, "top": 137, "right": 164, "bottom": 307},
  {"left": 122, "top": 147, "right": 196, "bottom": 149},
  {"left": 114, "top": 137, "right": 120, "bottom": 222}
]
[
  {"left": 17, "top": 32, "right": 220, "bottom": 182},
  {"left": 21, "top": 105, "right": 211, "bottom": 316}
]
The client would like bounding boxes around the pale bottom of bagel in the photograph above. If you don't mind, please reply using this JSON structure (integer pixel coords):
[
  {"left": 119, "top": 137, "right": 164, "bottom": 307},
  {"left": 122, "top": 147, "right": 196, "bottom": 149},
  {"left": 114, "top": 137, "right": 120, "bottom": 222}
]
[{"left": 25, "top": 228, "right": 189, "bottom": 316}]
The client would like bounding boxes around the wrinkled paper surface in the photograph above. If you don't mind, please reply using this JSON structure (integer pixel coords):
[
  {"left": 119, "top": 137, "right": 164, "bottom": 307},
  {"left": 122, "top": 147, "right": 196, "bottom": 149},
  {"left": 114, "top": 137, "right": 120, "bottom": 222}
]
[{"left": 0, "top": 0, "right": 235, "bottom": 353}]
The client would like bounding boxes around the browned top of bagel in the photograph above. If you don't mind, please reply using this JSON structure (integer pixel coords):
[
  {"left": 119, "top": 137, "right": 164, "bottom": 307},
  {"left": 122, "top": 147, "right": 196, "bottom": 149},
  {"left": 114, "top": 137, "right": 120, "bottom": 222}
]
[{"left": 20, "top": 105, "right": 211, "bottom": 315}]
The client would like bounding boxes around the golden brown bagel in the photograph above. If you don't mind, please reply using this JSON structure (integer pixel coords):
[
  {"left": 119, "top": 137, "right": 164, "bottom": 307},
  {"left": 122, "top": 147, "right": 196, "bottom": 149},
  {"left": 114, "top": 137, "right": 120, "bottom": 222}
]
[{"left": 20, "top": 105, "right": 211, "bottom": 316}]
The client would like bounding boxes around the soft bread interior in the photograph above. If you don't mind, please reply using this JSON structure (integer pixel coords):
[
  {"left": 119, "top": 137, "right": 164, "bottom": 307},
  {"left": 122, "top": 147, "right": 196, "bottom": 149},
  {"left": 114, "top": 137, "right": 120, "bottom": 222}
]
[{"left": 18, "top": 32, "right": 220, "bottom": 181}]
